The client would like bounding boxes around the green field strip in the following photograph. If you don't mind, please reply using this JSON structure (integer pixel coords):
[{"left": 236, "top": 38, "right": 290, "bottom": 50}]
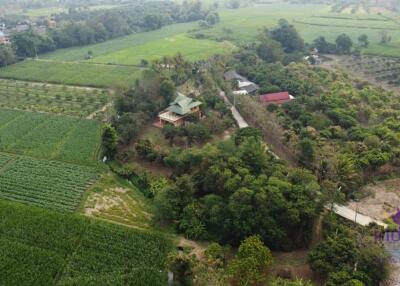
[
  {"left": 2, "top": 113, "right": 53, "bottom": 153},
  {"left": 0, "top": 109, "right": 25, "bottom": 129},
  {"left": 293, "top": 19, "right": 400, "bottom": 30},
  {"left": 0, "top": 153, "right": 100, "bottom": 212},
  {"left": 54, "top": 119, "right": 102, "bottom": 166},
  {"left": 49, "top": 121, "right": 80, "bottom": 160},
  {"left": 0, "top": 153, "right": 13, "bottom": 166},
  {"left": 41, "top": 21, "right": 199, "bottom": 61},
  {"left": 0, "top": 154, "right": 16, "bottom": 174},
  {"left": 0, "top": 79, "right": 111, "bottom": 117},
  {"left": 0, "top": 109, "right": 102, "bottom": 166},
  {"left": 0, "top": 112, "right": 49, "bottom": 150},
  {"left": 12, "top": 116, "right": 79, "bottom": 159},
  {"left": 0, "top": 60, "right": 143, "bottom": 88}
]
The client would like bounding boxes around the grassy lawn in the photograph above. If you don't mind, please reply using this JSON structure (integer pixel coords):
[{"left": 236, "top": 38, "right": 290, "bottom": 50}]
[{"left": 0, "top": 60, "right": 143, "bottom": 88}]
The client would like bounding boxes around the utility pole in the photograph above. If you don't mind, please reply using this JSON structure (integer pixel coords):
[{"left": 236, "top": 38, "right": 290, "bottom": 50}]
[
  {"left": 354, "top": 203, "right": 358, "bottom": 224},
  {"left": 330, "top": 186, "right": 342, "bottom": 212}
]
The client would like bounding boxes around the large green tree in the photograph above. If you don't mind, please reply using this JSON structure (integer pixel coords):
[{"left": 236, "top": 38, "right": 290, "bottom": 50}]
[
  {"left": 160, "top": 79, "right": 176, "bottom": 104},
  {"left": 308, "top": 236, "right": 358, "bottom": 275},
  {"left": 335, "top": 34, "right": 353, "bottom": 54},
  {"left": 270, "top": 19, "right": 304, "bottom": 53},
  {"left": 101, "top": 124, "right": 118, "bottom": 159},
  {"left": 257, "top": 37, "right": 285, "bottom": 63},
  {"left": 0, "top": 44, "right": 16, "bottom": 67}
]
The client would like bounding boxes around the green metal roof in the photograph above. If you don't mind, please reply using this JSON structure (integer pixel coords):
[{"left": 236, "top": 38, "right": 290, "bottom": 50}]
[{"left": 167, "top": 92, "right": 202, "bottom": 116}]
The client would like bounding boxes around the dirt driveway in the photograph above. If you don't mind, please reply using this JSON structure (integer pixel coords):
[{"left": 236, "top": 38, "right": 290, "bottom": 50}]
[{"left": 347, "top": 179, "right": 400, "bottom": 220}]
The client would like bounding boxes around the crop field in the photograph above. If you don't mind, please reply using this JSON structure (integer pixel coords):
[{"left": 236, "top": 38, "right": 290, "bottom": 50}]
[
  {"left": 41, "top": 21, "right": 235, "bottom": 65},
  {"left": 41, "top": 21, "right": 200, "bottom": 62},
  {"left": 192, "top": 3, "right": 400, "bottom": 57},
  {"left": 0, "top": 154, "right": 99, "bottom": 211},
  {"left": 0, "top": 79, "right": 109, "bottom": 117},
  {"left": 0, "top": 60, "right": 143, "bottom": 88},
  {"left": 33, "top": 3, "right": 400, "bottom": 59},
  {"left": 23, "top": 6, "right": 66, "bottom": 17},
  {"left": 333, "top": 55, "right": 400, "bottom": 88},
  {"left": 0, "top": 200, "right": 171, "bottom": 285},
  {"left": 0, "top": 109, "right": 101, "bottom": 166},
  {"left": 93, "top": 33, "right": 235, "bottom": 65}
]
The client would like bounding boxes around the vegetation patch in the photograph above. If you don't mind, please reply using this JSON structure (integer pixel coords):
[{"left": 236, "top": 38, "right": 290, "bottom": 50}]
[
  {"left": 84, "top": 174, "right": 153, "bottom": 229},
  {"left": 0, "top": 79, "right": 110, "bottom": 117}
]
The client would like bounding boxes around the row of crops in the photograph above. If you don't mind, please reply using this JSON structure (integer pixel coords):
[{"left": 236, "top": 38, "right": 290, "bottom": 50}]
[
  {"left": 0, "top": 200, "right": 171, "bottom": 286},
  {"left": 0, "top": 154, "right": 99, "bottom": 212},
  {"left": 0, "top": 79, "right": 109, "bottom": 117},
  {"left": 0, "top": 109, "right": 102, "bottom": 166}
]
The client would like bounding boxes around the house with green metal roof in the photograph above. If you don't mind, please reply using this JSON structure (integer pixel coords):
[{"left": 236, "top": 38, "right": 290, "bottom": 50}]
[{"left": 158, "top": 93, "right": 202, "bottom": 127}]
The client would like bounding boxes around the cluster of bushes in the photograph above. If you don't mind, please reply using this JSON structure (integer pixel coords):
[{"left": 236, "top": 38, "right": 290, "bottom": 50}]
[
  {"left": 150, "top": 129, "right": 322, "bottom": 249},
  {"left": 311, "top": 33, "right": 369, "bottom": 55},
  {"left": 308, "top": 213, "right": 389, "bottom": 285},
  {"left": 198, "top": 11, "right": 220, "bottom": 29},
  {"left": 0, "top": 44, "right": 16, "bottom": 67},
  {"left": 168, "top": 234, "right": 315, "bottom": 286},
  {"left": 112, "top": 70, "right": 168, "bottom": 144}
]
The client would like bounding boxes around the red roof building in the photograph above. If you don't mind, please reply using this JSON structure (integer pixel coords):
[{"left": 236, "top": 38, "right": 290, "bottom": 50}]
[{"left": 259, "top": 92, "right": 294, "bottom": 105}]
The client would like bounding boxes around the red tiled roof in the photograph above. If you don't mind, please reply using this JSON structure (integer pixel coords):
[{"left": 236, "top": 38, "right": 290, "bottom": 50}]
[{"left": 260, "top": 92, "right": 292, "bottom": 105}]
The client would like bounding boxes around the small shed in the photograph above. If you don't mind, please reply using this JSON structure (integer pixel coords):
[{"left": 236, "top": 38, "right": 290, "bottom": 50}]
[
  {"left": 224, "top": 70, "right": 246, "bottom": 81},
  {"left": 241, "top": 83, "right": 259, "bottom": 94}
]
